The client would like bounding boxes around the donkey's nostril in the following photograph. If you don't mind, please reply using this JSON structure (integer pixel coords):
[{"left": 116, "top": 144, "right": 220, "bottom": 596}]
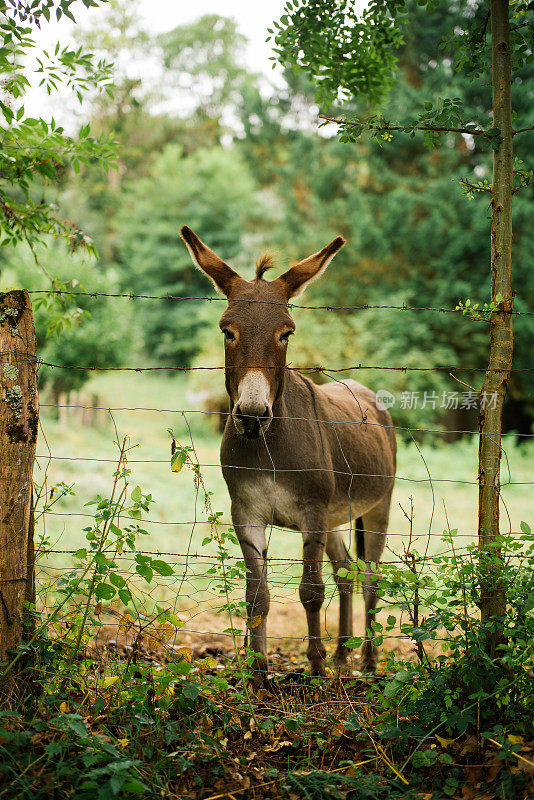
[{"left": 232, "top": 402, "right": 272, "bottom": 439}]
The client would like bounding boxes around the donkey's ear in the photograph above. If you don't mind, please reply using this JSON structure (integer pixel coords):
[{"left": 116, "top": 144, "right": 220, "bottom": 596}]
[
  {"left": 180, "top": 226, "right": 240, "bottom": 296},
  {"left": 275, "top": 236, "right": 345, "bottom": 299}
]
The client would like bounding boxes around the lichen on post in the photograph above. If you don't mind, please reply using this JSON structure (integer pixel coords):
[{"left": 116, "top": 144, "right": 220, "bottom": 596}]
[{"left": 0, "top": 290, "right": 39, "bottom": 702}]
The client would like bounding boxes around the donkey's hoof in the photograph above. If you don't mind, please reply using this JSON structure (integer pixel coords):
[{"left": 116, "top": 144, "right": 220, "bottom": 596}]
[
  {"left": 310, "top": 661, "right": 327, "bottom": 677},
  {"left": 359, "top": 659, "right": 377, "bottom": 675},
  {"left": 333, "top": 647, "right": 351, "bottom": 667},
  {"left": 249, "top": 658, "right": 269, "bottom": 688}
]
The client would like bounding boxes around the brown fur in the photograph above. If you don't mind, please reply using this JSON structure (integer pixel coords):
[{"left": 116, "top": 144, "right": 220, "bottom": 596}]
[
  {"left": 180, "top": 226, "right": 396, "bottom": 681},
  {"left": 255, "top": 253, "right": 276, "bottom": 280}
]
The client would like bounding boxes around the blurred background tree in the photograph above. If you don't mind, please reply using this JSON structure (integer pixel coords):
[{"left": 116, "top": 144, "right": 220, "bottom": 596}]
[{"left": 1, "top": 0, "right": 532, "bottom": 433}]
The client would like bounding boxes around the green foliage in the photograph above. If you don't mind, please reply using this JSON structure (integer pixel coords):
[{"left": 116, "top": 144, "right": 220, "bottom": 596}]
[
  {"left": 270, "top": 0, "right": 406, "bottom": 106},
  {"left": 272, "top": 0, "right": 533, "bottom": 121},
  {"left": 116, "top": 145, "right": 259, "bottom": 365},
  {"left": 0, "top": 708, "right": 148, "bottom": 799},
  {"left": 357, "top": 527, "right": 534, "bottom": 742},
  {"left": 0, "top": 243, "right": 134, "bottom": 395},
  {"left": 158, "top": 15, "right": 250, "bottom": 119},
  {"left": 258, "top": 0, "right": 534, "bottom": 428},
  {"left": 0, "top": 0, "right": 116, "bottom": 253}
]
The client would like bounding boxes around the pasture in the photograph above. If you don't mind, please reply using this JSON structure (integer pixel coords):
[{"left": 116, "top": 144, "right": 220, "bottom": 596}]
[
  {"left": 20, "top": 370, "right": 532, "bottom": 800},
  {"left": 36, "top": 371, "right": 532, "bottom": 651}
]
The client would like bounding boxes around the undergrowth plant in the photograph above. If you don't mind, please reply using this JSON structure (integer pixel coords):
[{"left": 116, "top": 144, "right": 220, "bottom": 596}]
[
  {"left": 341, "top": 523, "right": 534, "bottom": 798},
  {"left": 2, "top": 436, "right": 532, "bottom": 799}
]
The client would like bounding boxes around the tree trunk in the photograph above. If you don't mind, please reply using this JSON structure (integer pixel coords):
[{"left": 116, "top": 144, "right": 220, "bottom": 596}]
[
  {"left": 0, "top": 290, "right": 39, "bottom": 702},
  {"left": 477, "top": 0, "right": 513, "bottom": 656}
]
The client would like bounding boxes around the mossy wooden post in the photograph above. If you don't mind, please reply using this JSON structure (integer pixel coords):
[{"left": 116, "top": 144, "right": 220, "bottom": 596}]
[
  {"left": 0, "top": 290, "right": 39, "bottom": 701},
  {"left": 477, "top": 0, "right": 513, "bottom": 657}
]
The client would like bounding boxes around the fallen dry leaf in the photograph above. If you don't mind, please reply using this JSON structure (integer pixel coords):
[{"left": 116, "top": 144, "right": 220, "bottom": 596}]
[{"left": 265, "top": 740, "right": 293, "bottom": 753}]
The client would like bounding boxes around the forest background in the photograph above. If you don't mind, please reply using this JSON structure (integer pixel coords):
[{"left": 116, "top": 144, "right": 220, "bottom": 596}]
[{"left": 2, "top": 0, "right": 533, "bottom": 436}]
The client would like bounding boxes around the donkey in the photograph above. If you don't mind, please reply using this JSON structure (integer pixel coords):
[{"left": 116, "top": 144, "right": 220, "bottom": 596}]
[{"left": 180, "top": 226, "right": 396, "bottom": 680}]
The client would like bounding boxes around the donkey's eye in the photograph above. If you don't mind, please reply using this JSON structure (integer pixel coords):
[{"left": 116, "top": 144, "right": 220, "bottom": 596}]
[
  {"left": 279, "top": 330, "right": 293, "bottom": 343},
  {"left": 222, "top": 328, "right": 235, "bottom": 342}
]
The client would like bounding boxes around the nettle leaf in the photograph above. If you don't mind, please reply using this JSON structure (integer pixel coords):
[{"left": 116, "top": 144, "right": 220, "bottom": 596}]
[
  {"left": 131, "top": 485, "right": 142, "bottom": 502},
  {"left": 164, "top": 613, "right": 184, "bottom": 628},
  {"left": 95, "top": 552, "right": 110, "bottom": 568}
]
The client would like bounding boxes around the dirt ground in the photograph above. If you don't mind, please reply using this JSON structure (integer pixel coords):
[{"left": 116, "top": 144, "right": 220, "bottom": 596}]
[{"left": 89, "top": 596, "right": 417, "bottom": 672}]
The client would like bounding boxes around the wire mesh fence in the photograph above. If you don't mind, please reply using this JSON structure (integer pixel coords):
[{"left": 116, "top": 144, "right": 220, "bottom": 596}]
[{"left": 2, "top": 287, "right": 533, "bottom": 684}]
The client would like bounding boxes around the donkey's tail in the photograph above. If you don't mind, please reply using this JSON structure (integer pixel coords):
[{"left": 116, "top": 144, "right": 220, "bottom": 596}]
[{"left": 355, "top": 516, "right": 365, "bottom": 561}]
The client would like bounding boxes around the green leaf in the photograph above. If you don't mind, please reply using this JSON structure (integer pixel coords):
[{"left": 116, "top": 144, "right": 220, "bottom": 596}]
[
  {"left": 520, "top": 521, "right": 531, "bottom": 534},
  {"left": 151, "top": 560, "right": 174, "bottom": 577},
  {"left": 74, "top": 548, "right": 87, "bottom": 560},
  {"left": 171, "top": 450, "right": 187, "bottom": 473},
  {"left": 136, "top": 565, "right": 153, "bottom": 583},
  {"left": 109, "top": 572, "right": 126, "bottom": 589},
  {"left": 182, "top": 681, "right": 199, "bottom": 700},
  {"left": 122, "top": 779, "right": 147, "bottom": 795},
  {"left": 95, "top": 552, "right": 109, "bottom": 568},
  {"left": 118, "top": 589, "right": 131, "bottom": 605},
  {"left": 165, "top": 613, "right": 184, "bottom": 628},
  {"left": 94, "top": 583, "right": 116, "bottom": 600},
  {"left": 131, "top": 485, "right": 142, "bottom": 502},
  {"left": 109, "top": 774, "right": 124, "bottom": 795}
]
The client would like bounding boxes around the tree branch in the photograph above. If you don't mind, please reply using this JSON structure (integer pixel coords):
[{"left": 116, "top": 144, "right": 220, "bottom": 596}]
[
  {"left": 512, "top": 124, "right": 534, "bottom": 136},
  {"left": 319, "top": 114, "right": 489, "bottom": 136}
]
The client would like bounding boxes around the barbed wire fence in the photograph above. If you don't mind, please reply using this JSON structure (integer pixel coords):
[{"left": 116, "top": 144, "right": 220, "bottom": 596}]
[{"left": 0, "top": 287, "right": 532, "bottom": 691}]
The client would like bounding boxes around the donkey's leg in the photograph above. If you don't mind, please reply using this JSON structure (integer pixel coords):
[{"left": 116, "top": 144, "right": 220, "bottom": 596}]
[
  {"left": 360, "top": 495, "right": 391, "bottom": 673},
  {"left": 326, "top": 529, "right": 353, "bottom": 666},
  {"left": 300, "top": 519, "right": 328, "bottom": 676},
  {"left": 232, "top": 509, "right": 269, "bottom": 683}
]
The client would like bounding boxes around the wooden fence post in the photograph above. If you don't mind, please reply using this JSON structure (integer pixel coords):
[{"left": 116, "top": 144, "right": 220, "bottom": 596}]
[
  {"left": 0, "top": 290, "right": 39, "bottom": 701},
  {"left": 477, "top": 0, "right": 513, "bottom": 656}
]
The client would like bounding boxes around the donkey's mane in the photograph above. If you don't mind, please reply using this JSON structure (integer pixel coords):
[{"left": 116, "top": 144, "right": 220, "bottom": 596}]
[{"left": 255, "top": 253, "right": 277, "bottom": 280}]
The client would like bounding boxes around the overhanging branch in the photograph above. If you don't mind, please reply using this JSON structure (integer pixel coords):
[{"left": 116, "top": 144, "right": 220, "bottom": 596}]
[{"left": 319, "top": 114, "right": 490, "bottom": 137}]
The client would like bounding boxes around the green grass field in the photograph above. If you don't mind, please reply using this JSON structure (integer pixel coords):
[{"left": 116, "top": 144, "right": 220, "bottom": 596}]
[
  {"left": 35, "top": 372, "right": 533, "bottom": 651},
  {"left": 36, "top": 372, "right": 532, "bottom": 553}
]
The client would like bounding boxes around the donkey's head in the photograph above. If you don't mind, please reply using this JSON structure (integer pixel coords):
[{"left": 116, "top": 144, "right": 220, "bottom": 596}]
[{"left": 180, "top": 226, "right": 345, "bottom": 439}]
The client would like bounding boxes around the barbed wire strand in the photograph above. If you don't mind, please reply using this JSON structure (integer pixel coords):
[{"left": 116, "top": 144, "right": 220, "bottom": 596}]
[{"left": 26, "top": 288, "right": 534, "bottom": 316}]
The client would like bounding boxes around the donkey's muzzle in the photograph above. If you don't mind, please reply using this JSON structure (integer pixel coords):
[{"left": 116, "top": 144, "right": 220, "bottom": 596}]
[{"left": 233, "top": 404, "right": 273, "bottom": 439}]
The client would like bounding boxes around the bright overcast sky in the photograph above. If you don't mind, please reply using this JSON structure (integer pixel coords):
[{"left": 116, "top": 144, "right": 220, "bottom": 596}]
[
  {"left": 134, "top": 0, "right": 287, "bottom": 71},
  {"left": 27, "top": 0, "right": 288, "bottom": 117}
]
